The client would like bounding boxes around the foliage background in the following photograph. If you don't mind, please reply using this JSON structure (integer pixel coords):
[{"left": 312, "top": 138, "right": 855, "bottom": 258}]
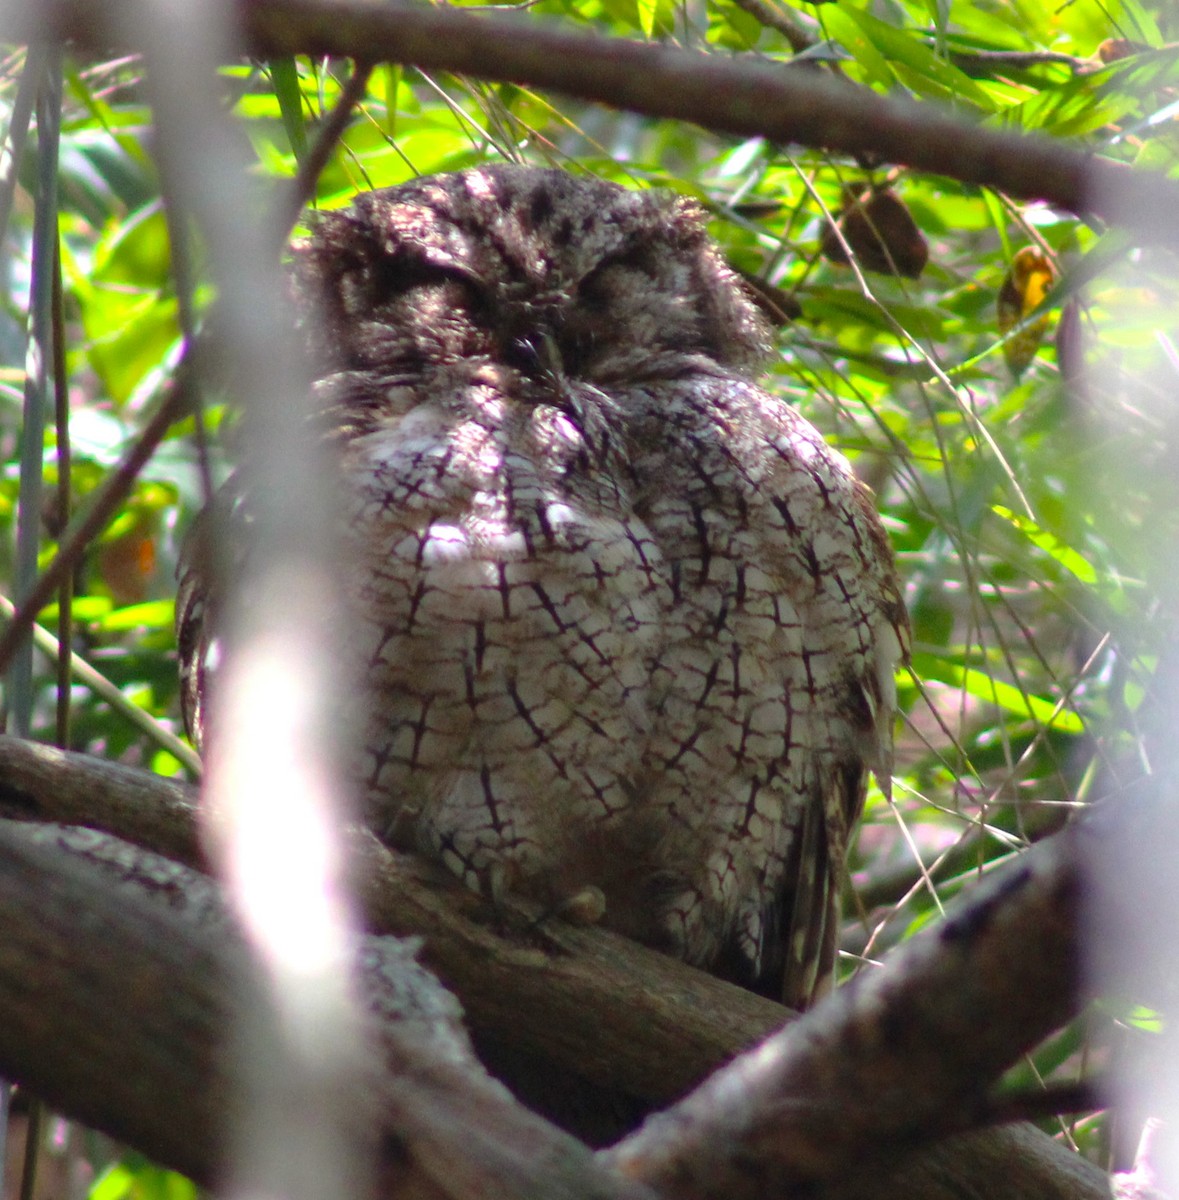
[{"left": 2, "top": 0, "right": 1178, "bottom": 1192}]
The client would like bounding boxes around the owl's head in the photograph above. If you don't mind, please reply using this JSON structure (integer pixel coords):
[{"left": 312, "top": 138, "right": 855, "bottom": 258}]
[{"left": 292, "top": 165, "right": 770, "bottom": 394}]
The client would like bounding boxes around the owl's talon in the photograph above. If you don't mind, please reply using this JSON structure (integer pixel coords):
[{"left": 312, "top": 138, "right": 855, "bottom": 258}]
[
  {"left": 555, "top": 885, "right": 607, "bottom": 927},
  {"left": 525, "top": 884, "right": 607, "bottom": 937}
]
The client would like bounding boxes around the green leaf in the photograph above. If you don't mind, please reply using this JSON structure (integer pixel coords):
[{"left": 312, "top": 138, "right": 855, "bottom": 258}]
[
  {"left": 96, "top": 600, "right": 176, "bottom": 633},
  {"left": 821, "top": 6, "right": 895, "bottom": 88},
  {"left": 991, "top": 505, "right": 1097, "bottom": 585},
  {"left": 635, "top": 0, "right": 673, "bottom": 38},
  {"left": 270, "top": 56, "right": 308, "bottom": 163},
  {"left": 708, "top": 0, "right": 763, "bottom": 50},
  {"left": 42, "top": 596, "right": 113, "bottom": 624},
  {"left": 913, "top": 653, "right": 1086, "bottom": 735},
  {"left": 842, "top": 9, "right": 1000, "bottom": 111},
  {"left": 1110, "top": 0, "right": 1162, "bottom": 44},
  {"left": 381, "top": 64, "right": 401, "bottom": 138}
]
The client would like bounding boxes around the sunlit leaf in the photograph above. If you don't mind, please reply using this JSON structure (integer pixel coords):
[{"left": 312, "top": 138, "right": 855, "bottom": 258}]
[
  {"left": 913, "top": 653, "right": 1086, "bottom": 735},
  {"left": 841, "top": 8, "right": 1001, "bottom": 111},
  {"left": 96, "top": 600, "right": 175, "bottom": 632},
  {"left": 635, "top": 0, "right": 674, "bottom": 38},
  {"left": 991, "top": 505, "right": 1097, "bottom": 585},
  {"left": 269, "top": 56, "right": 308, "bottom": 162}
]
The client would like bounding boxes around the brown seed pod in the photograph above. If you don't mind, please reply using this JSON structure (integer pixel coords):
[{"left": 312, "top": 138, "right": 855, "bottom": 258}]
[
  {"left": 821, "top": 184, "right": 929, "bottom": 278},
  {"left": 1096, "top": 38, "right": 1149, "bottom": 64}
]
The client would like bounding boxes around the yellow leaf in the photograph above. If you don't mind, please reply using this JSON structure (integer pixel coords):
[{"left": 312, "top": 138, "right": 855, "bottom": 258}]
[{"left": 997, "top": 246, "right": 1056, "bottom": 377}]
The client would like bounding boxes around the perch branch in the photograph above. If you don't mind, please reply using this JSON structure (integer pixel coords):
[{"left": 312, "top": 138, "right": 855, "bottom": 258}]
[
  {"left": 607, "top": 821, "right": 1089, "bottom": 1197},
  {"left": 0, "top": 736, "right": 1111, "bottom": 1200},
  {"left": 0, "top": 820, "right": 651, "bottom": 1200},
  {"left": 0, "top": 736, "right": 779, "bottom": 1103}
]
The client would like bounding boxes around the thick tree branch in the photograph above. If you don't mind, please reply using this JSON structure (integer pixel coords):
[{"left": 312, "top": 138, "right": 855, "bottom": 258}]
[
  {"left": 0, "top": 736, "right": 781, "bottom": 1104},
  {"left": 0, "top": 736, "right": 1111, "bottom": 1200},
  {"left": 0, "top": 820, "right": 650, "bottom": 1200},
  {"left": 607, "top": 821, "right": 1089, "bottom": 1197},
  {"left": 6, "top": 0, "right": 1179, "bottom": 247}
]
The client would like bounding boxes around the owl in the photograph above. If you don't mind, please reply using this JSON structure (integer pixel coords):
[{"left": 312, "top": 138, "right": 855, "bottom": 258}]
[{"left": 177, "top": 164, "right": 908, "bottom": 1010}]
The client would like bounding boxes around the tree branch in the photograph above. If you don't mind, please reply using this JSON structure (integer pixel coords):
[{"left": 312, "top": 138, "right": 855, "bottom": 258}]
[
  {"left": 7, "top": 0, "right": 1179, "bottom": 247},
  {"left": 0, "top": 736, "right": 781, "bottom": 1104},
  {"left": 0, "top": 736, "right": 1111, "bottom": 1200},
  {"left": 607, "top": 821, "right": 1089, "bottom": 1196},
  {"left": 0, "top": 820, "right": 651, "bottom": 1200}
]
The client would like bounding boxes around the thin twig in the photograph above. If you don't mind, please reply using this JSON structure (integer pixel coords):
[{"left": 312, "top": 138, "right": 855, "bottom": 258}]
[
  {"left": 727, "top": 0, "right": 814, "bottom": 54},
  {"left": 0, "top": 44, "right": 43, "bottom": 254},
  {"left": 51, "top": 223, "right": 72, "bottom": 750},
  {"left": 0, "top": 595, "right": 203, "bottom": 776},
  {"left": 980, "top": 1080, "right": 1104, "bottom": 1126},
  {"left": 278, "top": 58, "right": 374, "bottom": 244},
  {"left": 8, "top": 46, "right": 63, "bottom": 736},
  {"left": 0, "top": 369, "right": 194, "bottom": 678},
  {"left": 948, "top": 49, "right": 1087, "bottom": 73},
  {"left": 16, "top": 1101, "right": 43, "bottom": 1200}
]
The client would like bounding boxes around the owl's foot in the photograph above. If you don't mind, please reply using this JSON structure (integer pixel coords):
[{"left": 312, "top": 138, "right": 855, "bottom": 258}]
[
  {"left": 527, "top": 884, "right": 608, "bottom": 933},
  {"left": 478, "top": 856, "right": 606, "bottom": 930},
  {"left": 554, "top": 884, "right": 608, "bottom": 927}
]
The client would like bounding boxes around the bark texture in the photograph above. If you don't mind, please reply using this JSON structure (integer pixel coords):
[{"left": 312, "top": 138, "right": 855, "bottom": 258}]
[{"left": 0, "top": 737, "right": 1112, "bottom": 1200}]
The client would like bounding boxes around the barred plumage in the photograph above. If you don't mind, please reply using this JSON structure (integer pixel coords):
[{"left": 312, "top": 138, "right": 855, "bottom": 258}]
[{"left": 177, "top": 164, "right": 908, "bottom": 1008}]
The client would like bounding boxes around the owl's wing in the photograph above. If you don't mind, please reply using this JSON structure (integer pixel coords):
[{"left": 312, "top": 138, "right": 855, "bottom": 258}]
[
  {"left": 776, "top": 770, "right": 838, "bottom": 1008},
  {"left": 762, "top": 444, "right": 910, "bottom": 1010},
  {"left": 175, "top": 478, "right": 256, "bottom": 756},
  {"left": 775, "top": 758, "right": 866, "bottom": 1009},
  {"left": 175, "top": 507, "right": 214, "bottom": 754}
]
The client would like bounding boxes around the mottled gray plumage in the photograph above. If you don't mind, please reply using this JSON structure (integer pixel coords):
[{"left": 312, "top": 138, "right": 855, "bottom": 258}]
[{"left": 177, "top": 164, "right": 908, "bottom": 1008}]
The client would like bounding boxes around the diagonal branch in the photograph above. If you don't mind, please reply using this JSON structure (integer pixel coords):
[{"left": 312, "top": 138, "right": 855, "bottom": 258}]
[
  {"left": 0, "top": 735, "right": 781, "bottom": 1104},
  {"left": 0, "top": 819, "right": 650, "bottom": 1200},
  {"left": 607, "top": 821, "right": 1089, "bottom": 1197}
]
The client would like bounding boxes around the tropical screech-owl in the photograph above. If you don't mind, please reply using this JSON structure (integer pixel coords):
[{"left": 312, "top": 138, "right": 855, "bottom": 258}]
[{"left": 176, "top": 164, "right": 909, "bottom": 1010}]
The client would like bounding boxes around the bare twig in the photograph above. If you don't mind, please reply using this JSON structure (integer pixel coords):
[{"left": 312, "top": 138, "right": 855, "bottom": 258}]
[
  {"left": 50, "top": 226, "right": 72, "bottom": 750},
  {"left": 949, "top": 49, "right": 1087, "bottom": 72},
  {"left": 727, "top": 0, "right": 814, "bottom": 54},
  {"left": 8, "top": 44, "right": 62, "bottom": 735},
  {"left": 0, "top": 43, "right": 43, "bottom": 253},
  {"left": 278, "top": 58, "right": 374, "bottom": 244},
  {"left": 0, "top": 597, "right": 202, "bottom": 774},
  {"left": 979, "top": 1080, "right": 1104, "bottom": 1127}
]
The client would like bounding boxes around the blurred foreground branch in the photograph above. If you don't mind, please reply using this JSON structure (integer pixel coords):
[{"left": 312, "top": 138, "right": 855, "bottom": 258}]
[{"left": 0, "top": 736, "right": 1111, "bottom": 1199}]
